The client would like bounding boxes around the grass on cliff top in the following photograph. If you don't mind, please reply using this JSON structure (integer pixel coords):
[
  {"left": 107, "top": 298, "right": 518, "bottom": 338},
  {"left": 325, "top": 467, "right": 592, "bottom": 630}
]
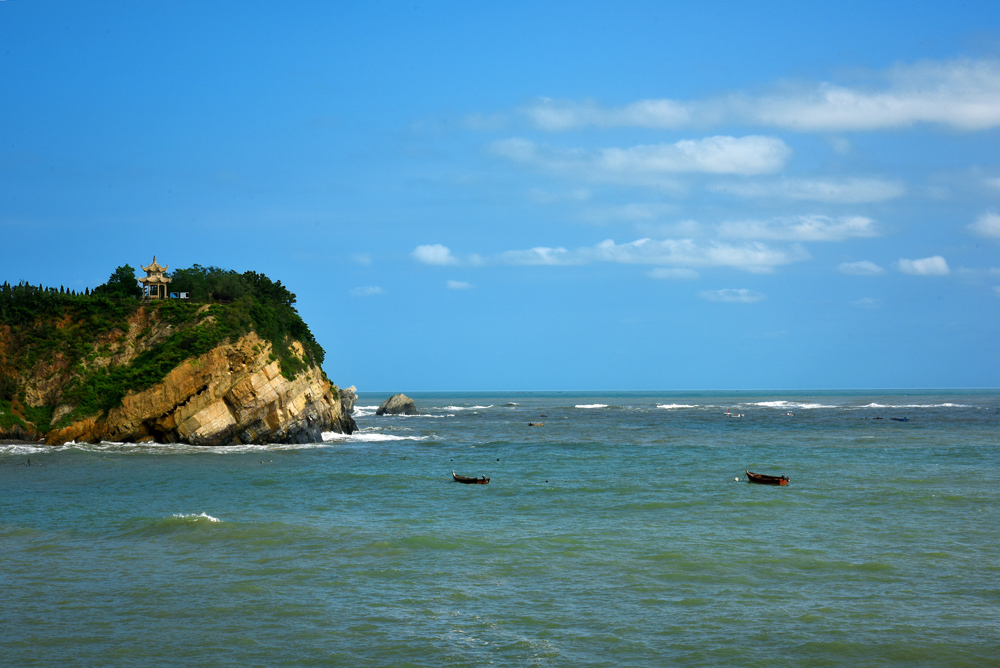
[{"left": 0, "top": 266, "right": 325, "bottom": 428}]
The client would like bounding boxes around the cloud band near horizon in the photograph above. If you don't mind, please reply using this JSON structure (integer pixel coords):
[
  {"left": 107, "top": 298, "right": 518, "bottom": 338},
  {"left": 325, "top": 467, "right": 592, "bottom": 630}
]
[{"left": 515, "top": 58, "right": 1000, "bottom": 132}]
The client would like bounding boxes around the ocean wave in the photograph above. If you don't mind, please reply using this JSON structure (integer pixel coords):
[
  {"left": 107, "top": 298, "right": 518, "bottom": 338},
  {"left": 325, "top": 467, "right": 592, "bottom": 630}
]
[
  {"left": 858, "top": 402, "right": 971, "bottom": 409},
  {"left": 353, "top": 404, "right": 462, "bottom": 418},
  {"left": 3, "top": 431, "right": 427, "bottom": 456},
  {"left": 0, "top": 443, "right": 51, "bottom": 456},
  {"left": 656, "top": 404, "right": 698, "bottom": 409},
  {"left": 5, "top": 440, "right": 337, "bottom": 456},
  {"left": 119, "top": 512, "right": 225, "bottom": 539},
  {"left": 172, "top": 512, "right": 221, "bottom": 523},
  {"left": 321, "top": 430, "right": 427, "bottom": 443},
  {"left": 750, "top": 401, "right": 836, "bottom": 409},
  {"left": 575, "top": 404, "right": 609, "bottom": 409},
  {"left": 366, "top": 413, "right": 454, "bottom": 419}
]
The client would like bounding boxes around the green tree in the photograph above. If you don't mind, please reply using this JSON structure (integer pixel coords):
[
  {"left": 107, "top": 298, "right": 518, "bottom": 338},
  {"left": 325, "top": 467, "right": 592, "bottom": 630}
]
[
  {"left": 93, "top": 265, "right": 142, "bottom": 300},
  {"left": 0, "top": 373, "right": 17, "bottom": 402}
]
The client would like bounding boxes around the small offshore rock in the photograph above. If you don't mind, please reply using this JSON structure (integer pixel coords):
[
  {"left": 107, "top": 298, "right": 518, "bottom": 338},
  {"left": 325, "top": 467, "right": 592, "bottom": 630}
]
[
  {"left": 340, "top": 385, "right": 358, "bottom": 414},
  {"left": 376, "top": 393, "right": 417, "bottom": 416},
  {"left": 337, "top": 385, "right": 359, "bottom": 433}
]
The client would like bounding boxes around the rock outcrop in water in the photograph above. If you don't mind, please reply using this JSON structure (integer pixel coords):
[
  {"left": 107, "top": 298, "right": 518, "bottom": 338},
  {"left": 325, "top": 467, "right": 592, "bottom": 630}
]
[
  {"left": 0, "top": 272, "right": 356, "bottom": 446},
  {"left": 376, "top": 393, "right": 417, "bottom": 416}
]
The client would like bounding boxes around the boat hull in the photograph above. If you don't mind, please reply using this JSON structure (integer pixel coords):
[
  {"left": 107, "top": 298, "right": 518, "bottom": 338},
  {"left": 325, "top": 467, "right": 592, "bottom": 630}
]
[
  {"left": 453, "top": 471, "right": 490, "bottom": 484},
  {"left": 746, "top": 470, "right": 789, "bottom": 485}
]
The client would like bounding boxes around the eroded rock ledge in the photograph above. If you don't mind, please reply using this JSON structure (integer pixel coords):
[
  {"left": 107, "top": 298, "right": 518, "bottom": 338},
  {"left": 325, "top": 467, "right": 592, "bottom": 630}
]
[{"left": 44, "top": 332, "right": 356, "bottom": 446}]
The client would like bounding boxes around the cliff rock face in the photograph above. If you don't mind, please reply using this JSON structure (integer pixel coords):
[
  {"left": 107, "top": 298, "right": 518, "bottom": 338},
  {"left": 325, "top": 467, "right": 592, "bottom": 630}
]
[{"left": 42, "top": 332, "right": 356, "bottom": 446}]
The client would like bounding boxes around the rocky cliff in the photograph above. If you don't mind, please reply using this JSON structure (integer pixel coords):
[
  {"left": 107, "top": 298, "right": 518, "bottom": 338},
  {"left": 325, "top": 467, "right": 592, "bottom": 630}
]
[
  {"left": 44, "top": 331, "right": 355, "bottom": 445},
  {"left": 0, "top": 297, "right": 356, "bottom": 446}
]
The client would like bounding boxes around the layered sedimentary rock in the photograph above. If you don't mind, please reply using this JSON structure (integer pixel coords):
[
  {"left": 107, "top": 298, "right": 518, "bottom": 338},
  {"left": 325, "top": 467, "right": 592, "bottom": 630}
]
[{"left": 41, "top": 332, "right": 356, "bottom": 445}]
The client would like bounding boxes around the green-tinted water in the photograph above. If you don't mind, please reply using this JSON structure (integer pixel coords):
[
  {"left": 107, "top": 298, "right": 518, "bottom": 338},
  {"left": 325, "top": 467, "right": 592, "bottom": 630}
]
[{"left": 2, "top": 391, "right": 998, "bottom": 667}]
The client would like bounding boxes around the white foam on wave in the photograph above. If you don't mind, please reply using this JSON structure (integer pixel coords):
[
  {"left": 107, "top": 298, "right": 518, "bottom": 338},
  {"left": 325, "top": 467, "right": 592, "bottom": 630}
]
[
  {"left": 172, "top": 512, "right": 220, "bottom": 523},
  {"left": 0, "top": 443, "right": 51, "bottom": 455},
  {"left": 321, "top": 430, "right": 428, "bottom": 443},
  {"left": 751, "top": 400, "right": 835, "bottom": 409},
  {"left": 656, "top": 403, "right": 697, "bottom": 409},
  {"left": 5, "top": 432, "right": 424, "bottom": 456},
  {"left": 352, "top": 405, "right": 458, "bottom": 418},
  {"left": 361, "top": 412, "right": 453, "bottom": 419},
  {"left": 575, "top": 404, "right": 609, "bottom": 409},
  {"left": 41, "top": 440, "right": 336, "bottom": 455},
  {"left": 859, "top": 402, "right": 970, "bottom": 409},
  {"left": 202, "top": 442, "right": 336, "bottom": 454}
]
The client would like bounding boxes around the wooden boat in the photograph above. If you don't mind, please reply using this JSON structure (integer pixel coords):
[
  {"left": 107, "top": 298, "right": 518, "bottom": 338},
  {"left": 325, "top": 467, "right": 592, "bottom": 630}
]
[
  {"left": 453, "top": 470, "right": 490, "bottom": 484},
  {"left": 746, "top": 470, "right": 789, "bottom": 485}
]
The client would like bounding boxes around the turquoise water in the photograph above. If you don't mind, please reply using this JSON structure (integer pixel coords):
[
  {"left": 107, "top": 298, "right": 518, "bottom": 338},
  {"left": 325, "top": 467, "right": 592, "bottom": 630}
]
[{"left": 2, "top": 390, "right": 999, "bottom": 667}]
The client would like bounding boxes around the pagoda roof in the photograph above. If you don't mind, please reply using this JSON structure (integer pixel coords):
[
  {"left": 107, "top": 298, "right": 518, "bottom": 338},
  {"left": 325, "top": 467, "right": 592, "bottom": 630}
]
[
  {"left": 140, "top": 275, "right": 172, "bottom": 284},
  {"left": 142, "top": 255, "right": 169, "bottom": 273}
]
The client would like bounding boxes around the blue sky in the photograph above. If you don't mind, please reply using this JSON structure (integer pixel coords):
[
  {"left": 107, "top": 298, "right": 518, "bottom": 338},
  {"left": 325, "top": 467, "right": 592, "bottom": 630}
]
[{"left": 2, "top": 1, "right": 999, "bottom": 391}]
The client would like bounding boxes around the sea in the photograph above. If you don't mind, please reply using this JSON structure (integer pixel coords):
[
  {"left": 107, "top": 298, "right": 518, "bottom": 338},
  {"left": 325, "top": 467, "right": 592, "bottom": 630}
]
[{"left": 2, "top": 390, "right": 998, "bottom": 668}]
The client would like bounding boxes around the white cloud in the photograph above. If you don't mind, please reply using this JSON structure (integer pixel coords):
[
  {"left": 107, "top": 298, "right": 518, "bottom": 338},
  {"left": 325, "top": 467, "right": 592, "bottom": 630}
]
[
  {"left": 499, "top": 246, "right": 577, "bottom": 266},
  {"left": 718, "top": 215, "right": 879, "bottom": 242},
  {"left": 994, "top": 286, "right": 1000, "bottom": 297},
  {"left": 523, "top": 97, "right": 692, "bottom": 131},
  {"left": 898, "top": 256, "right": 950, "bottom": 276},
  {"left": 490, "top": 135, "right": 791, "bottom": 176},
  {"left": 838, "top": 260, "right": 886, "bottom": 276},
  {"left": 352, "top": 253, "right": 373, "bottom": 266},
  {"left": 647, "top": 267, "right": 699, "bottom": 280},
  {"left": 500, "top": 237, "right": 807, "bottom": 273},
  {"left": 716, "top": 178, "right": 905, "bottom": 203},
  {"left": 518, "top": 58, "right": 1000, "bottom": 132},
  {"left": 699, "top": 288, "right": 765, "bottom": 303},
  {"left": 852, "top": 297, "right": 884, "bottom": 308},
  {"left": 446, "top": 280, "right": 473, "bottom": 290},
  {"left": 601, "top": 136, "right": 791, "bottom": 175},
  {"left": 969, "top": 212, "right": 1000, "bottom": 238},
  {"left": 350, "top": 286, "right": 384, "bottom": 297},
  {"left": 749, "top": 59, "right": 1000, "bottom": 131},
  {"left": 413, "top": 244, "right": 460, "bottom": 265},
  {"left": 986, "top": 177, "right": 1000, "bottom": 191}
]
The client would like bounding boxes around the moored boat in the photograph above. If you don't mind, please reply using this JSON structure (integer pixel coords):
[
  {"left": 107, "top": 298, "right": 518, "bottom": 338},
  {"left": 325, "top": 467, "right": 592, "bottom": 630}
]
[
  {"left": 453, "top": 470, "right": 490, "bottom": 484},
  {"left": 746, "top": 470, "right": 789, "bottom": 485}
]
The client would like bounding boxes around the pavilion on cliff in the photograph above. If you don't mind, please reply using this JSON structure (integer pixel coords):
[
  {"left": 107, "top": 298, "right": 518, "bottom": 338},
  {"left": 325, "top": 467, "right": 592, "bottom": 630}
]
[{"left": 140, "top": 256, "right": 171, "bottom": 299}]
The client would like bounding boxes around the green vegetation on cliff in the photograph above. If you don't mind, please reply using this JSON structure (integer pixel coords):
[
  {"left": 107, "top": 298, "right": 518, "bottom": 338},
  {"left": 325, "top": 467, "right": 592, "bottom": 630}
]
[{"left": 0, "top": 264, "right": 325, "bottom": 433}]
